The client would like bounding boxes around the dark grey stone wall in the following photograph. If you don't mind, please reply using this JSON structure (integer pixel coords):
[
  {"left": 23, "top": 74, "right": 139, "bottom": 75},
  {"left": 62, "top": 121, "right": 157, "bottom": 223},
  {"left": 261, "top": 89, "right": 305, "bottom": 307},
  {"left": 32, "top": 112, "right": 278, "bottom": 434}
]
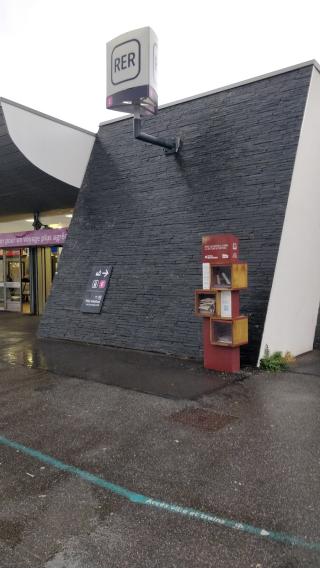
[{"left": 39, "top": 66, "right": 313, "bottom": 363}]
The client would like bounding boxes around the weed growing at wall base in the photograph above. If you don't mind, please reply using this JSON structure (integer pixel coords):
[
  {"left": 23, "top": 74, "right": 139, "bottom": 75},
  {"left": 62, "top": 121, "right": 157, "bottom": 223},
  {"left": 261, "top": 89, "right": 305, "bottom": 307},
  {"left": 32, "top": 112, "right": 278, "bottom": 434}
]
[{"left": 259, "top": 345, "right": 294, "bottom": 371}]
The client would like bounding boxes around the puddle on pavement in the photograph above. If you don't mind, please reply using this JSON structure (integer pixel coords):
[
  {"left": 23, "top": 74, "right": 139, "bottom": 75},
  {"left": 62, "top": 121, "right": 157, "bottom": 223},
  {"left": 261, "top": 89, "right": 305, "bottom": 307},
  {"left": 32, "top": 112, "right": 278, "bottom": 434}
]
[{"left": 0, "top": 346, "right": 48, "bottom": 370}]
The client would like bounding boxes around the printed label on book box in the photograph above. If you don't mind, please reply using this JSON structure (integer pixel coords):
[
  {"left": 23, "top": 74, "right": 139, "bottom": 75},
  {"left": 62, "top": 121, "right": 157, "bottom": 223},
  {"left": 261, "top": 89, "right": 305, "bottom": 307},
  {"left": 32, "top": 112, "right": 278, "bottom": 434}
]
[
  {"left": 81, "top": 265, "right": 113, "bottom": 313},
  {"left": 202, "top": 234, "right": 239, "bottom": 263},
  {"left": 220, "top": 290, "right": 232, "bottom": 318},
  {"left": 202, "top": 263, "right": 211, "bottom": 289}
]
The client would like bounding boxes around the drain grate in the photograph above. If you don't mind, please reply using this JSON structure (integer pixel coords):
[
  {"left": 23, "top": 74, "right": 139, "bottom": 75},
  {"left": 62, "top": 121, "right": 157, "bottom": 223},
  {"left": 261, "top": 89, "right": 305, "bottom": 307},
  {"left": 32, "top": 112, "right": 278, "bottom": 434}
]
[{"left": 170, "top": 408, "right": 237, "bottom": 432}]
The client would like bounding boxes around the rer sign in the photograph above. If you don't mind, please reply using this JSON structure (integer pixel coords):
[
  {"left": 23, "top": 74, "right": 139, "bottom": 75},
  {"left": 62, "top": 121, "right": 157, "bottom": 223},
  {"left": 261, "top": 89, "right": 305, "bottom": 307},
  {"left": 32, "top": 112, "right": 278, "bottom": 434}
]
[
  {"left": 111, "top": 40, "right": 140, "bottom": 85},
  {"left": 107, "top": 27, "right": 158, "bottom": 116}
]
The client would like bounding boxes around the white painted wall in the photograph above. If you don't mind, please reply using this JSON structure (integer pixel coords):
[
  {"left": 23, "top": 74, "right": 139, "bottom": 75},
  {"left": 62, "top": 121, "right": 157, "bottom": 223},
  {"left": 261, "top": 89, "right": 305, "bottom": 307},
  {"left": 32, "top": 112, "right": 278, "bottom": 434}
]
[
  {"left": 1, "top": 100, "right": 95, "bottom": 188},
  {"left": 258, "top": 67, "right": 320, "bottom": 363}
]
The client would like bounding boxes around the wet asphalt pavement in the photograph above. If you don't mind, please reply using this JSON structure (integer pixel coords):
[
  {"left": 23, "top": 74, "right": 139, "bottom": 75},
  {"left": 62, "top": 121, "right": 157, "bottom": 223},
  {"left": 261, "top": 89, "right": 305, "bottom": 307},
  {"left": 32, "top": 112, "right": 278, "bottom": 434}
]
[
  {"left": 0, "top": 314, "right": 249, "bottom": 400},
  {"left": 0, "top": 313, "right": 320, "bottom": 567}
]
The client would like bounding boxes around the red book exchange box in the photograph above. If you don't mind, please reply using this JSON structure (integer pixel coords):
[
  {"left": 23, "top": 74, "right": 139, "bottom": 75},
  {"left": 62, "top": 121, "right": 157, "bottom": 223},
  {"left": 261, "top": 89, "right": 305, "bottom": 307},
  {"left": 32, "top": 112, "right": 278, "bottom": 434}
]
[{"left": 195, "top": 234, "right": 248, "bottom": 373}]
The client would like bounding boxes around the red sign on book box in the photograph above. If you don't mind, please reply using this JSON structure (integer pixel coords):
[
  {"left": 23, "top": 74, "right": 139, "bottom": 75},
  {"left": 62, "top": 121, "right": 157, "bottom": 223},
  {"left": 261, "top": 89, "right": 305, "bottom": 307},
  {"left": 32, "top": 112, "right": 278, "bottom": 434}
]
[{"left": 202, "top": 234, "right": 239, "bottom": 264}]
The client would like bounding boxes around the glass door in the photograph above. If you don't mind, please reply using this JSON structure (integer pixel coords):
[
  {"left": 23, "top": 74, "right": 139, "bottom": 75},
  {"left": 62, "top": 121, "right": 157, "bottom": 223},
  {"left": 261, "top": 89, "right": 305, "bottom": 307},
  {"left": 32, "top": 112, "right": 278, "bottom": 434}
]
[
  {"left": 5, "top": 250, "right": 22, "bottom": 312},
  {"left": 36, "top": 247, "right": 53, "bottom": 315},
  {"left": 21, "top": 248, "right": 31, "bottom": 314},
  {"left": 0, "top": 250, "right": 4, "bottom": 310},
  {"left": 35, "top": 246, "right": 62, "bottom": 315},
  {"left": 0, "top": 246, "right": 62, "bottom": 314}
]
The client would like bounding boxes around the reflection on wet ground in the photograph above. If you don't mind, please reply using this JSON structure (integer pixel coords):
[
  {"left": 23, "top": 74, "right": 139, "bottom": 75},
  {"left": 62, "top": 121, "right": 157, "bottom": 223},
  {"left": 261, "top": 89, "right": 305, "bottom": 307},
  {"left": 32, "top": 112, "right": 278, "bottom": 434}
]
[
  {"left": 1, "top": 313, "right": 320, "bottom": 399},
  {"left": 0, "top": 313, "right": 250, "bottom": 399}
]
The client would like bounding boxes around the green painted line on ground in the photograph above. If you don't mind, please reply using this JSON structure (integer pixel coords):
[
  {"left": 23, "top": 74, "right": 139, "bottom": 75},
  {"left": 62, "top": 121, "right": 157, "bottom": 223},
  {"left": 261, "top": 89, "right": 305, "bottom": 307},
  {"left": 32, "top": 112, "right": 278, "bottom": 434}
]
[{"left": 0, "top": 434, "right": 319, "bottom": 552}]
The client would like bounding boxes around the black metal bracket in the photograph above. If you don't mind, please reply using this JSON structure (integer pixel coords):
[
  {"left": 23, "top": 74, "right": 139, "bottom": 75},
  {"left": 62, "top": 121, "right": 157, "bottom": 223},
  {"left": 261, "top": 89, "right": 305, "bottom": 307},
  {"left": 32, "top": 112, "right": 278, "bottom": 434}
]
[
  {"left": 133, "top": 112, "right": 181, "bottom": 155},
  {"left": 32, "top": 211, "right": 49, "bottom": 230}
]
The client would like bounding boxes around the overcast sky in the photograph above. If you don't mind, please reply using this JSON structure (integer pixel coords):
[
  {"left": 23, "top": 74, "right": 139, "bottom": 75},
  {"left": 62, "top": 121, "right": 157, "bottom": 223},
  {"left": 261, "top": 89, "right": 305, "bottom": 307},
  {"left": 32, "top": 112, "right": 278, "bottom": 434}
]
[{"left": 1, "top": 0, "right": 320, "bottom": 131}]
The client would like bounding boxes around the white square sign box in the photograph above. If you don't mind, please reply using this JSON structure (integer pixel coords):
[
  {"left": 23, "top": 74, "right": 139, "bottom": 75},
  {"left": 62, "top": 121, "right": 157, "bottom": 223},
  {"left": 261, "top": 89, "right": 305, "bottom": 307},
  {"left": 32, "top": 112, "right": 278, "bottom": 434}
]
[{"left": 107, "top": 27, "right": 158, "bottom": 116}]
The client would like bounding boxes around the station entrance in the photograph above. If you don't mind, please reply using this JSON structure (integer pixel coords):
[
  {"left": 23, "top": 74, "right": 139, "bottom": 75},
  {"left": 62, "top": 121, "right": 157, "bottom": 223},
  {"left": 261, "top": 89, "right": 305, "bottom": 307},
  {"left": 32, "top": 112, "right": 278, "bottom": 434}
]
[{"left": 0, "top": 246, "right": 62, "bottom": 315}]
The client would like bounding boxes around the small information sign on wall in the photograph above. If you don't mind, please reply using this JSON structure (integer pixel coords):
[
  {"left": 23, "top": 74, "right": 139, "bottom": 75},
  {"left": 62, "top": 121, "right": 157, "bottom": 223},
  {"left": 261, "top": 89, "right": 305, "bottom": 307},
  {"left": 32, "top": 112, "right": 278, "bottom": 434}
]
[{"left": 81, "top": 265, "right": 113, "bottom": 314}]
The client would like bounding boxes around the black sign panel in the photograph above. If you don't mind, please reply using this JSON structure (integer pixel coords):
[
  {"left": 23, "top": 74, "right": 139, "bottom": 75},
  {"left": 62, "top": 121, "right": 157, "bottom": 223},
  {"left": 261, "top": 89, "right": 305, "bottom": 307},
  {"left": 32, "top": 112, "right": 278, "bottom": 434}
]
[{"left": 81, "top": 265, "right": 113, "bottom": 313}]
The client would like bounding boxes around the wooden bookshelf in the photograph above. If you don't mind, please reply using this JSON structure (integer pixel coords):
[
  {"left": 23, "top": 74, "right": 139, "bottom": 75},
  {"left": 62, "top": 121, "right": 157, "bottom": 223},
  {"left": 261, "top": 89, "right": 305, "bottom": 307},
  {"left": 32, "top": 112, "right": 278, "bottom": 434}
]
[
  {"left": 209, "top": 263, "right": 248, "bottom": 290},
  {"left": 195, "top": 289, "right": 242, "bottom": 319},
  {"left": 197, "top": 234, "right": 249, "bottom": 372},
  {"left": 195, "top": 290, "right": 217, "bottom": 318},
  {"left": 210, "top": 316, "right": 248, "bottom": 347}
]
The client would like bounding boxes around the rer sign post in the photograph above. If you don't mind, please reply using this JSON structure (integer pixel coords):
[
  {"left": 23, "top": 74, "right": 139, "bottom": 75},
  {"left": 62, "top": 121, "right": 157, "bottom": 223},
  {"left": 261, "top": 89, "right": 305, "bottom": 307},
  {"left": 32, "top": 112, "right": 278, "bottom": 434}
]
[
  {"left": 106, "top": 26, "right": 181, "bottom": 154},
  {"left": 107, "top": 27, "right": 158, "bottom": 116}
]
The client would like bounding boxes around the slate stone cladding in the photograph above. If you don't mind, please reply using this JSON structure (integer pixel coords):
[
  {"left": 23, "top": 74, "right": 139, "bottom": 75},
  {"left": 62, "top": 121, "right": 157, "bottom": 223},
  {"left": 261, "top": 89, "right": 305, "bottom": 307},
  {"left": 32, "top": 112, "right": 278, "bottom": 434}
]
[{"left": 39, "top": 66, "right": 314, "bottom": 363}]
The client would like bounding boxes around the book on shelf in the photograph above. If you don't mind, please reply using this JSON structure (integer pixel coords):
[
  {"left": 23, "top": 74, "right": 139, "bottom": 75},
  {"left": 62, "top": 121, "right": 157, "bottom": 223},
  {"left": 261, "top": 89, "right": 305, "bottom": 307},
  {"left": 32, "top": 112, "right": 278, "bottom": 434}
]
[
  {"left": 199, "top": 297, "right": 215, "bottom": 314},
  {"left": 215, "top": 335, "right": 231, "bottom": 344},
  {"left": 221, "top": 271, "right": 231, "bottom": 285},
  {"left": 214, "top": 270, "right": 231, "bottom": 287}
]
